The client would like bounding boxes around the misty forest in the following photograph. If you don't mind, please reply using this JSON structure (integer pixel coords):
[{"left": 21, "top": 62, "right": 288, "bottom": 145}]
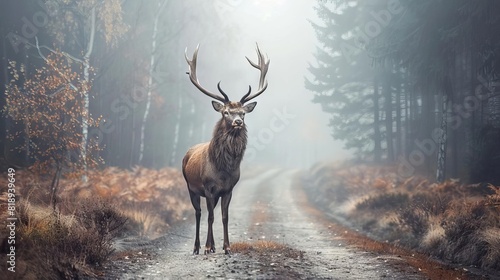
[{"left": 1, "top": 1, "right": 499, "bottom": 279}]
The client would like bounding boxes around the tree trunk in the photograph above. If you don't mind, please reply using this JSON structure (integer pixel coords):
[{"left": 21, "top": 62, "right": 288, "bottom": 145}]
[
  {"left": 139, "top": 0, "right": 168, "bottom": 164},
  {"left": 50, "top": 163, "right": 62, "bottom": 211},
  {"left": 81, "top": 7, "right": 96, "bottom": 181},
  {"left": 384, "top": 74, "right": 394, "bottom": 162},
  {"left": 130, "top": 104, "right": 136, "bottom": 167},
  {"left": 395, "top": 76, "right": 402, "bottom": 158},
  {"left": 373, "top": 76, "right": 382, "bottom": 162},
  {"left": 436, "top": 78, "right": 450, "bottom": 182},
  {"left": 406, "top": 79, "right": 413, "bottom": 159},
  {"left": 169, "top": 93, "right": 182, "bottom": 166}
]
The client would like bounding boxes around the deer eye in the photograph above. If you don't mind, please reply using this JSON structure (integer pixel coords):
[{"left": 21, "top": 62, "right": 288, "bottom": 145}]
[{"left": 223, "top": 111, "right": 229, "bottom": 116}]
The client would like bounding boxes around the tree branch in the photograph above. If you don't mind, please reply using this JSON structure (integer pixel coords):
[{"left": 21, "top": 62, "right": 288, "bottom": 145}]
[
  {"left": 31, "top": 37, "right": 84, "bottom": 63},
  {"left": 34, "top": 37, "right": 79, "bottom": 93},
  {"left": 84, "top": 6, "right": 96, "bottom": 59}
]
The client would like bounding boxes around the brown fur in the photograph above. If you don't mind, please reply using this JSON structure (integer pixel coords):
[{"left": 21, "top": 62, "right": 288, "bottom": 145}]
[
  {"left": 182, "top": 102, "right": 250, "bottom": 255},
  {"left": 183, "top": 118, "right": 247, "bottom": 196}
]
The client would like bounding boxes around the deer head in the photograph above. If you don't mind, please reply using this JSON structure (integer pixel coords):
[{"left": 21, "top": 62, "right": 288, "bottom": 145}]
[{"left": 185, "top": 44, "right": 270, "bottom": 130}]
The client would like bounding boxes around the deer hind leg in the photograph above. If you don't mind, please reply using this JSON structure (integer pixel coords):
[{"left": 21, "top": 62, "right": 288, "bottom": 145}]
[
  {"left": 188, "top": 189, "right": 201, "bottom": 255},
  {"left": 205, "top": 195, "right": 219, "bottom": 254},
  {"left": 221, "top": 192, "right": 232, "bottom": 254}
]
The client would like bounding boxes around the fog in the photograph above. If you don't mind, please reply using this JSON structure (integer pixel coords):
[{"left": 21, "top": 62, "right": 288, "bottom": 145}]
[
  {"left": 180, "top": 1, "right": 350, "bottom": 169},
  {"left": 2, "top": 0, "right": 500, "bottom": 184},
  {"left": 0, "top": 1, "right": 352, "bottom": 172}
]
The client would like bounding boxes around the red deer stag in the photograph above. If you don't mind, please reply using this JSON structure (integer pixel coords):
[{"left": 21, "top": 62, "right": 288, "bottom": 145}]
[{"left": 182, "top": 44, "right": 269, "bottom": 255}]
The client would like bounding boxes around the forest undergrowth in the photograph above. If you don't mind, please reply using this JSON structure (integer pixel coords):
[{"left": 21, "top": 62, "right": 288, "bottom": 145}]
[
  {"left": 304, "top": 162, "right": 500, "bottom": 273},
  {"left": 0, "top": 167, "right": 189, "bottom": 279}
]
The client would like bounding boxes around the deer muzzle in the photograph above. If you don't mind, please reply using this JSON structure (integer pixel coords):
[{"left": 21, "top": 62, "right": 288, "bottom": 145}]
[{"left": 232, "top": 118, "right": 243, "bottom": 128}]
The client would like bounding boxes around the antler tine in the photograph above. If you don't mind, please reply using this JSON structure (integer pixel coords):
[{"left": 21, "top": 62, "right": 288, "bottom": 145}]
[
  {"left": 185, "top": 45, "right": 229, "bottom": 103},
  {"left": 217, "top": 82, "right": 230, "bottom": 101},
  {"left": 241, "top": 43, "right": 270, "bottom": 104},
  {"left": 239, "top": 85, "right": 252, "bottom": 102}
]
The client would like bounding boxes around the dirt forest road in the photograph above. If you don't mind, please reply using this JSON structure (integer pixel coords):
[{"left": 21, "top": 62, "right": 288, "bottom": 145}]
[{"left": 107, "top": 169, "right": 426, "bottom": 279}]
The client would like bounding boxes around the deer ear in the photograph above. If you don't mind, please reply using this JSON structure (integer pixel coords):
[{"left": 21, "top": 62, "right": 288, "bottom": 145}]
[
  {"left": 243, "top": 102, "right": 257, "bottom": 113},
  {"left": 212, "top": 101, "right": 224, "bottom": 112}
]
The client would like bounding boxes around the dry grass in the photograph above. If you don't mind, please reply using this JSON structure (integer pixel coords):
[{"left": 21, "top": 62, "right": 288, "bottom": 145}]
[
  {"left": 229, "top": 239, "right": 305, "bottom": 279},
  {"left": 296, "top": 172, "right": 472, "bottom": 280},
  {"left": 59, "top": 166, "right": 191, "bottom": 237},
  {"left": 231, "top": 240, "right": 303, "bottom": 259},
  {"left": 0, "top": 166, "right": 191, "bottom": 278},
  {"left": 305, "top": 163, "right": 500, "bottom": 273},
  {"left": 0, "top": 197, "right": 127, "bottom": 279},
  {"left": 421, "top": 219, "right": 446, "bottom": 251},
  {"left": 480, "top": 228, "right": 500, "bottom": 269}
]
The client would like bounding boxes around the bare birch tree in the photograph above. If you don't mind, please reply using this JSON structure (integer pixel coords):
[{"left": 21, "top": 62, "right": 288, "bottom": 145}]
[{"left": 139, "top": 0, "right": 168, "bottom": 164}]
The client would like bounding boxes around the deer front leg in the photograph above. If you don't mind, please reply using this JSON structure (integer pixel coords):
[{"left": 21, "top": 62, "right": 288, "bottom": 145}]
[
  {"left": 205, "top": 195, "right": 219, "bottom": 254},
  {"left": 221, "top": 192, "right": 232, "bottom": 255},
  {"left": 188, "top": 190, "right": 201, "bottom": 255}
]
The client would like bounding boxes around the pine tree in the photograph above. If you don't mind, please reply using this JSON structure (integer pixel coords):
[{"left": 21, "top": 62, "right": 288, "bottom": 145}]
[{"left": 306, "top": 2, "right": 382, "bottom": 160}]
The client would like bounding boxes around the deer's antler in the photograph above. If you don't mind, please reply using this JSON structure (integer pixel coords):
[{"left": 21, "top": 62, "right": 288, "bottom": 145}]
[
  {"left": 185, "top": 45, "right": 229, "bottom": 103},
  {"left": 240, "top": 43, "right": 270, "bottom": 104}
]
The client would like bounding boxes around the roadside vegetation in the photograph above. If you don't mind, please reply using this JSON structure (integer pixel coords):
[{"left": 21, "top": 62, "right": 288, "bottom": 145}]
[
  {"left": 304, "top": 162, "right": 500, "bottom": 273},
  {"left": 0, "top": 167, "right": 189, "bottom": 279}
]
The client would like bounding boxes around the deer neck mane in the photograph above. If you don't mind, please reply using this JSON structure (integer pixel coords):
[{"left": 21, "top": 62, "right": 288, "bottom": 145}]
[{"left": 208, "top": 118, "right": 247, "bottom": 172}]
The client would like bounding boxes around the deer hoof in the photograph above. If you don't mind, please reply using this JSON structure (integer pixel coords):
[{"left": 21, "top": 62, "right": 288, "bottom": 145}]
[
  {"left": 224, "top": 248, "right": 231, "bottom": 255},
  {"left": 193, "top": 248, "right": 199, "bottom": 255},
  {"left": 204, "top": 246, "right": 214, "bottom": 254}
]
